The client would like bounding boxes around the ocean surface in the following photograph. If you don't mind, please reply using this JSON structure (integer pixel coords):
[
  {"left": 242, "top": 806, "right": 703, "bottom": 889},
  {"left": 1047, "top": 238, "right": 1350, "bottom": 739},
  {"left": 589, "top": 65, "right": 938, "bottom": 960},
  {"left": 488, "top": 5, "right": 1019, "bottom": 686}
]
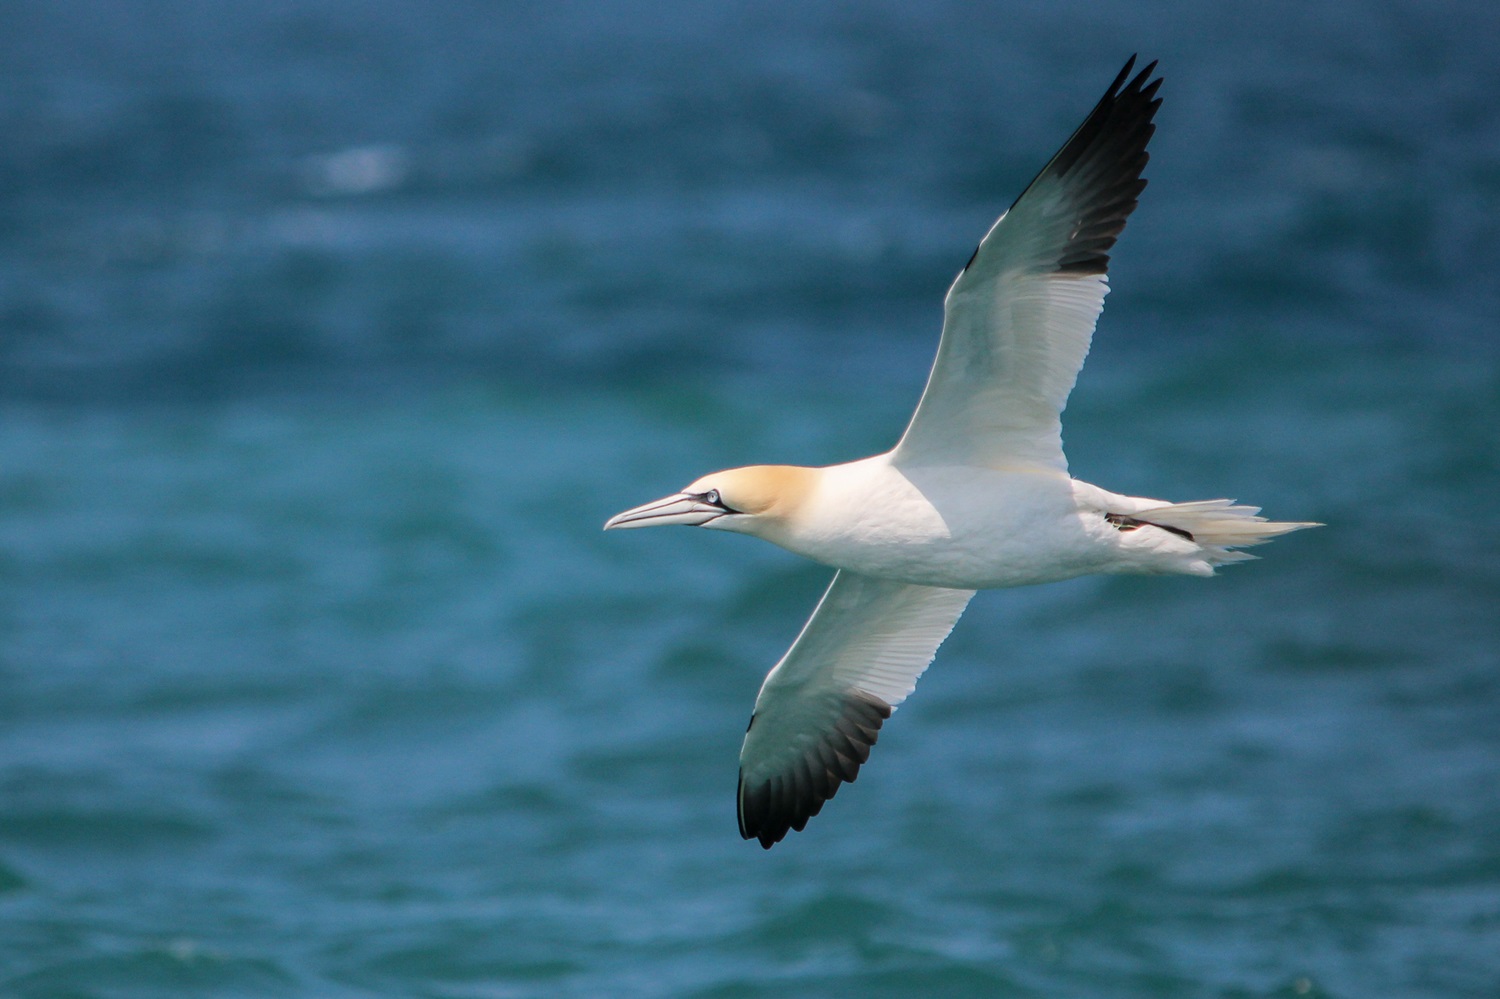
[{"left": 2, "top": 3, "right": 1498, "bottom": 996}]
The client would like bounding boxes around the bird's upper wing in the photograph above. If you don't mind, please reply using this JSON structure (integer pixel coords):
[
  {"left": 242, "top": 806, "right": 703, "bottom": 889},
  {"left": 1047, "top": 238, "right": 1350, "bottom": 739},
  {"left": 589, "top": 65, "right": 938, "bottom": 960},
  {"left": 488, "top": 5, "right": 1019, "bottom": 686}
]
[
  {"left": 737, "top": 570, "right": 974, "bottom": 848},
  {"left": 891, "top": 57, "right": 1162, "bottom": 472}
]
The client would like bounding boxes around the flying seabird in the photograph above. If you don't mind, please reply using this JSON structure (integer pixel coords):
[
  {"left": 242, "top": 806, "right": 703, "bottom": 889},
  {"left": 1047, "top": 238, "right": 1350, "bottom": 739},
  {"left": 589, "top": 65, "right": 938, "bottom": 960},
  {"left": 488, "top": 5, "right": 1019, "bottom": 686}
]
[{"left": 605, "top": 57, "right": 1318, "bottom": 849}]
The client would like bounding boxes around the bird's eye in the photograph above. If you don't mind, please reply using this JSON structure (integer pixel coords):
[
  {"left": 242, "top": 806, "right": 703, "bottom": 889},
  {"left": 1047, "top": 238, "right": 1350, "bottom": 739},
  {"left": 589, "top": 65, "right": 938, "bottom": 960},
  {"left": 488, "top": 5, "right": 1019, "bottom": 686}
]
[{"left": 703, "top": 489, "right": 722, "bottom": 506}]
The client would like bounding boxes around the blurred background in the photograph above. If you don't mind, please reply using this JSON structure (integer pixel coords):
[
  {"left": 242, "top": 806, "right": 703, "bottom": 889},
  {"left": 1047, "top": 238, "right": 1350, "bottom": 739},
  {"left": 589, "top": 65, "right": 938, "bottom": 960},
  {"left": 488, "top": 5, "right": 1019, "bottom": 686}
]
[{"left": 1, "top": 2, "right": 1497, "bottom": 996}]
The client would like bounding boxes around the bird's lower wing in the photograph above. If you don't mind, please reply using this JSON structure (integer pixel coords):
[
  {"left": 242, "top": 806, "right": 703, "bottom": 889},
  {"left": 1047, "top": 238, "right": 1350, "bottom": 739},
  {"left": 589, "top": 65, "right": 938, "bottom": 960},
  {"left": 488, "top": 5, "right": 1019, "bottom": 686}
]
[
  {"left": 892, "top": 56, "right": 1161, "bottom": 472},
  {"left": 737, "top": 570, "right": 975, "bottom": 848}
]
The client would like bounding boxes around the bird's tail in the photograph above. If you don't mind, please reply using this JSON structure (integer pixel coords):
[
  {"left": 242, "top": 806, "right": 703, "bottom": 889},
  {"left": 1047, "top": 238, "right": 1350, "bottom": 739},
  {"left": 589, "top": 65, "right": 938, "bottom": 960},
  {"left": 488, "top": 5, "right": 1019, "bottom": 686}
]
[{"left": 1131, "top": 499, "right": 1321, "bottom": 567}]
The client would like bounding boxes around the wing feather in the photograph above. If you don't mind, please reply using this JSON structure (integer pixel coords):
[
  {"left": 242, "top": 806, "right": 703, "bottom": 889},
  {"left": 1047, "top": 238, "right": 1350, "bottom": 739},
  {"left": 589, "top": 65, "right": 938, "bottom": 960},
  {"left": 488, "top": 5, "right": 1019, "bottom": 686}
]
[
  {"left": 893, "top": 57, "right": 1162, "bottom": 471},
  {"left": 736, "top": 571, "right": 974, "bottom": 848}
]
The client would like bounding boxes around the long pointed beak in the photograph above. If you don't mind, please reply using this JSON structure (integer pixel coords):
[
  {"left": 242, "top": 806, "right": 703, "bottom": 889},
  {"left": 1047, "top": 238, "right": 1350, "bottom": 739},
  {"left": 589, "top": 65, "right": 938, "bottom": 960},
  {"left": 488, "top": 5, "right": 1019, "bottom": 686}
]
[{"left": 604, "top": 493, "right": 725, "bottom": 530}]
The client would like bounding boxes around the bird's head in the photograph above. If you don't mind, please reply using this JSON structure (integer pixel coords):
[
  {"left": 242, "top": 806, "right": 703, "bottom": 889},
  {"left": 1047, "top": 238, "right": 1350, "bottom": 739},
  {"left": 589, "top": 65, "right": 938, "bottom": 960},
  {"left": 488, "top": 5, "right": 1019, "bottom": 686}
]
[{"left": 604, "top": 465, "right": 817, "bottom": 536}]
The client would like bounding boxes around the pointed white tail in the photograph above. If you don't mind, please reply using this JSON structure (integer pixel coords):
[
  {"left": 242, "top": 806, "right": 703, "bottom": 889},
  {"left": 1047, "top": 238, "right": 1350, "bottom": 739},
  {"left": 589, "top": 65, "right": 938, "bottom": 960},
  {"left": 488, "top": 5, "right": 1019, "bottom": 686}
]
[{"left": 1131, "top": 499, "right": 1321, "bottom": 566}]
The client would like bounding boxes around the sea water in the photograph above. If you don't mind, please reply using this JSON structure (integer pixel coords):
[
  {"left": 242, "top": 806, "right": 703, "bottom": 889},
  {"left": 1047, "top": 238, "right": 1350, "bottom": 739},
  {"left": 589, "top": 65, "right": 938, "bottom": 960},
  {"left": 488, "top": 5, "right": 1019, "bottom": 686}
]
[{"left": 2, "top": 3, "right": 1497, "bottom": 996}]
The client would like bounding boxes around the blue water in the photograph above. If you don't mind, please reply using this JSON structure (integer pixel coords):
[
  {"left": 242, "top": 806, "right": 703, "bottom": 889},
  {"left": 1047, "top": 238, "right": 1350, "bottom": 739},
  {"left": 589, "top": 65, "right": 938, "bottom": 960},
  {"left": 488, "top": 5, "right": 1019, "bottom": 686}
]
[{"left": 3, "top": 3, "right": 1499, "bottom": 997}]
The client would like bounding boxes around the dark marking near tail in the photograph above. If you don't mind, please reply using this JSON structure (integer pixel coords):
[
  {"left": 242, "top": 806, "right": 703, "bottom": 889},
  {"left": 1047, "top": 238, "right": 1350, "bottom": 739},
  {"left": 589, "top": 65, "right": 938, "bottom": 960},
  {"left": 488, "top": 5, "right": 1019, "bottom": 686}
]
[{"left": 1107, "top": 512, "right": 1194, "bottom": 542}]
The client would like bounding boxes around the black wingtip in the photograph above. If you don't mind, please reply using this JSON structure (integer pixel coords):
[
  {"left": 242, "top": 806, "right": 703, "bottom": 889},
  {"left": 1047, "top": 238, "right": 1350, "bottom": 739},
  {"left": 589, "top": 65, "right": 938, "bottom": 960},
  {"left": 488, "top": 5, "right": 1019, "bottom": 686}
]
[
  {"left": 960, "top": 56, "right": 1163, "bottom": 278},
  {"left": 1049, "top": 55, "right": 1162, "bottom": 181},
  {"left": 1111, "top": 54, "right": 1160, "bottom": 98},
  {"left": 737, "top": 690, "right": 892, "bottom": 849}
]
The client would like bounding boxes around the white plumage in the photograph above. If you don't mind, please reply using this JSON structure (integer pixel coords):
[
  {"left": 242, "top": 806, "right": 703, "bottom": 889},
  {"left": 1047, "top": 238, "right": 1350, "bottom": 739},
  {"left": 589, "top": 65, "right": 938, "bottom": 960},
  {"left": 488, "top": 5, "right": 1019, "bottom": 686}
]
[{"left": 605, "top": 57, "right": 1318, "bottom": 848}]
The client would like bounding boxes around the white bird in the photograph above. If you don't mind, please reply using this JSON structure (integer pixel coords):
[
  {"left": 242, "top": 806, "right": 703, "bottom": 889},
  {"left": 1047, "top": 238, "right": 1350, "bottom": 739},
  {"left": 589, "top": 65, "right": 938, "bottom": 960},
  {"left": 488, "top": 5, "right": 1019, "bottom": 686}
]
[{"left": 605, "top": 57, "right": 1317, "bottom": 849}]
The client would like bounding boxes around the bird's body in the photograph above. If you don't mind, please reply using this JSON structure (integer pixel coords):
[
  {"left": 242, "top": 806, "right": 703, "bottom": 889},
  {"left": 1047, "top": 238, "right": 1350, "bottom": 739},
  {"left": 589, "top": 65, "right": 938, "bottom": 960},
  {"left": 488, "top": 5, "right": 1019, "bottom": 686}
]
[
  {"left": 606, "top": 57, "right": 1318, "bottom": 848},
  {"left": 716, "top": 455, "right": 1239, "bottom": 590}
]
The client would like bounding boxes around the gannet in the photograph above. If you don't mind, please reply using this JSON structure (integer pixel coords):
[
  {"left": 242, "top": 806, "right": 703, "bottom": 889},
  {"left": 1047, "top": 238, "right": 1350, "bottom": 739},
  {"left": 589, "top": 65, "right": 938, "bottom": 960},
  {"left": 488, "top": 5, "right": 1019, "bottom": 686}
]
[{"left": 605, "top": 57, "right": 1318, "bottom": 849}]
